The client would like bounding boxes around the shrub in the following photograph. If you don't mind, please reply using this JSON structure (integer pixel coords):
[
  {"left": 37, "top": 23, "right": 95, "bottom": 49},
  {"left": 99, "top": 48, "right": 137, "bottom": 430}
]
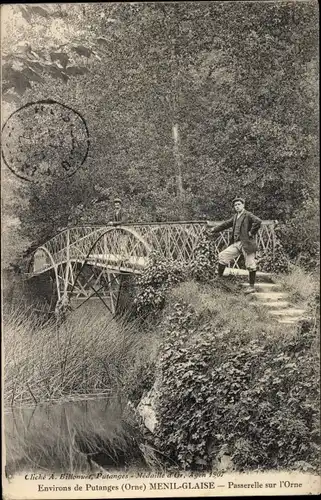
[
  {"left": 152, "top": 284, "right": 320, "bottom": 472},
  {"left": 257, "top": 238, "right": 290, "bottom": 274},
  {"left": 189, "top": 230, "right": 218, "bottom": 282},
  {"left": 133, "top": 253, "right": 189, "bottom": 317},
  {"left": 279, "top": 198, "right": 320, "bottom": 271},
  {"left": 134, "top": 232, "right": 218, "bottom": 317}
]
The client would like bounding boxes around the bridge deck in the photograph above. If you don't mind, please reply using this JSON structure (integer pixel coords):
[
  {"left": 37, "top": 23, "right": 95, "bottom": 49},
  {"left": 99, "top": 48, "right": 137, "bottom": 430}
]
[{"left": 28, "top": 221, "right": 276, "bottom": 277}]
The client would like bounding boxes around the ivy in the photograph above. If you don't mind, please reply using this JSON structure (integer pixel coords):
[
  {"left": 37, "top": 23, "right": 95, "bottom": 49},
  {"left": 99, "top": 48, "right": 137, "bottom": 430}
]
[
  {"left": 134, "top": 232, "right": 218, "bottom": 317},
  {"left": 257, "top": 239, "right": 290, "bottom": 274},
  {"left": 152, "top": 301, "right": 320, "bottom": 472}
]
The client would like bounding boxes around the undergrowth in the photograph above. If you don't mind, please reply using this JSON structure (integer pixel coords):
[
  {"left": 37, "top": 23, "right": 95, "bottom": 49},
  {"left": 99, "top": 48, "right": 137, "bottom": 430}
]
[
  {"left": 151, "top": 282, "right": 320, "bottom": 472},
  {"left": 276, "top": 264, "right": 319, "bottom": 308}
]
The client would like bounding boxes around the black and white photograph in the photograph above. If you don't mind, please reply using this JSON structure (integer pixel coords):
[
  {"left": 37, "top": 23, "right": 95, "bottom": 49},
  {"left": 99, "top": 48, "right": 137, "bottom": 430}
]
[{"left": 1, "top": 1, "right": 320, "bottom": 498}]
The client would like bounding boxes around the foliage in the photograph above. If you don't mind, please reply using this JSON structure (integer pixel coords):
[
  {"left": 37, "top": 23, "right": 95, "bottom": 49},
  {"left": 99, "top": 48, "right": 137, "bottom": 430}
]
[
  {"left": 1, "top": 5, "right": 102, "bottom": 101},
  {"left": 277, "top": 264, "right": 319, "bottom": 307},
  {"left": 279, "top": 197, "right": 320, "bottom": 271},
  {"left": 189, "top": 230, "right": 218, "bottom": 282},
  {"left": 134, "top": 254, "right": 189, "bottom": 317},
  {"left": 134, "top": 232, "right": 218, "bottom": 316},
  {"left": 152, "top": 285, "right": 320, "bottom": 472},
  {"left": 257, "top": 239, "right": 290, "bottom": 274},
  {"left": 1, "top": 1, "right": 318, "bottom": 258}
]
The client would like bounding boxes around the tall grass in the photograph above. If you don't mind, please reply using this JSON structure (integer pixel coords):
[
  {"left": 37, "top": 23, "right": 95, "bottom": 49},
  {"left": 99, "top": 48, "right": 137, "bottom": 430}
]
[
  {"left": 3, "top": 304, "right": 160, "bottom": 474},
  {"left": 169, "top": 280, "right": 289, "bottom": 342},
  {"left": 276, "top": 264, "right": 319, "bottom": 306},
  {"left": 4, "top": 304, "right": 160, "bottom": 407}
]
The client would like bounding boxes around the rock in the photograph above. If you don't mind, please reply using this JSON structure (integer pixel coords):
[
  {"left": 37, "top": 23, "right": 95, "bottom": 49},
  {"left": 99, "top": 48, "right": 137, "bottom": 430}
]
[
  {"left": 293, "top": 460, "right": 315, "bottom": 472},
  {"left": 218, "top": 454, "right": 234, "bottom": 472},
  {"left": 212, "top": 444, "right": 235, "bottom": 472},
  {"left": 136, "top": 387, "right": 158, "bottom": 434}
]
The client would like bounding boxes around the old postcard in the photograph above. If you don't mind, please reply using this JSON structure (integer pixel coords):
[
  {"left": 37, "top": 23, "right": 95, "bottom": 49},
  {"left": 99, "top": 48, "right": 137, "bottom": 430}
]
[{"left": 1, "top": 2, "right": 320, "bottom": 498}]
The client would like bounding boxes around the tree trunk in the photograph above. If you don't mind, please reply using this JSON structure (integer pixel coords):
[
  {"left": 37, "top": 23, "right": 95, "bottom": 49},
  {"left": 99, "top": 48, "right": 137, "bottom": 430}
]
[{"left": 172, "top": 122, "right": 184, "bottom": 199}]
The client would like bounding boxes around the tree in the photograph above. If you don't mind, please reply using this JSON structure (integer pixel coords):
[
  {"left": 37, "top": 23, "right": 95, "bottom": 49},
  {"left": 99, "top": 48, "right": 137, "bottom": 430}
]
[{"left": 1, "top": 2, "right": 318, "bottom": 257}]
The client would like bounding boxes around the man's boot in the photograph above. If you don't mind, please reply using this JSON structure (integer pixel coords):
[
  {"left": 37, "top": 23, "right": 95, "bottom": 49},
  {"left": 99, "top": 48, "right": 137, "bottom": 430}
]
[
  {"left": 245, "top": 270, "right": 256, "bottom": 294},
  {"left": 218, "top": 263, "right": 226, "bottom": 277}
]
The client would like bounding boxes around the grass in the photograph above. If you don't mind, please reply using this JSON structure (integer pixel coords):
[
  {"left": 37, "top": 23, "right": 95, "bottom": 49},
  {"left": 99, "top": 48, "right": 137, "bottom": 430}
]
[
  {"left": 3, "top": 303, "right": 161, "bottom": 475},
  {"left": 3, "top": 303, "right": 160, "bottom": 408},
  {"left": 275, "top": 264, "right": 319, "bottom": 307},
  {"left": 169, "top": 279, "right": 290, "bottom": 343},
  {"left": 3, "top": 267, "right": 319, "bottom": 475}
]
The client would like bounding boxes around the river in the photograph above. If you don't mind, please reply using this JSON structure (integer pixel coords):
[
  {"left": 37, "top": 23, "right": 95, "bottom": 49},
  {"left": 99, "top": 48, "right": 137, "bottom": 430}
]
[{"left": 4, "top": 396, "right": 145, "bottom": 476}]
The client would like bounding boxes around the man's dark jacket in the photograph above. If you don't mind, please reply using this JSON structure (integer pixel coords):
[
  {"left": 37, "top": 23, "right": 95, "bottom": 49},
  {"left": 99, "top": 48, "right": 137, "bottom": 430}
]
[
  {"left": 113, "top": 208, "right": 126, "bottom": 223},
  {"left": 211, "top": 210, "right": 262, "bottom": 253}
]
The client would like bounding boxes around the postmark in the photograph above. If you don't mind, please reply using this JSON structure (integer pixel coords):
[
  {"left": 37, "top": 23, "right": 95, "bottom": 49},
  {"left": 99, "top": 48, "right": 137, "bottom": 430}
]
[{"left": 1, "top": 100, "right": 90, "bottom": 182}]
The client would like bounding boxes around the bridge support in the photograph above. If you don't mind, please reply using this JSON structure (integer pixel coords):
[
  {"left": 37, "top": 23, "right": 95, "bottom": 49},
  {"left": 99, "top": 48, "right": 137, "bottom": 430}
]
[
  {"left": 52, "top": 258, "right": 125, "bottom": 317},
  {"left": 29, "top": 221, "right": 277, "bottom": 321}
]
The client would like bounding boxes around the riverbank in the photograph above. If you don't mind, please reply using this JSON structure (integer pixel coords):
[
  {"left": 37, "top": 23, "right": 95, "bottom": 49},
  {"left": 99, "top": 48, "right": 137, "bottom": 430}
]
[{"left": 3, "top": 266, "right": 320, "bottom": 475}]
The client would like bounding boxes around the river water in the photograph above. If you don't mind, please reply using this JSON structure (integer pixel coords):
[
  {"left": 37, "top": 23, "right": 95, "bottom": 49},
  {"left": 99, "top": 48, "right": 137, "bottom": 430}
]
[{"left": 4, "top": 396, "right": 145, "bottom": 476}]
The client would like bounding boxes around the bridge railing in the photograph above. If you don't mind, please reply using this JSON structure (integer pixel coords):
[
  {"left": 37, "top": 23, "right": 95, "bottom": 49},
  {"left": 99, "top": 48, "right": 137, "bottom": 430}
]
[{"left": 29, "top": 221, "right": 276, "bottom": 276}]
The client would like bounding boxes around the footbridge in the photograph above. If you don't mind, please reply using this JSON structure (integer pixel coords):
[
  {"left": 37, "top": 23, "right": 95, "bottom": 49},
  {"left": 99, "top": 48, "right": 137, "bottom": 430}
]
[{"left": 27, "top": 221, "right": 276, "bottom": 315}]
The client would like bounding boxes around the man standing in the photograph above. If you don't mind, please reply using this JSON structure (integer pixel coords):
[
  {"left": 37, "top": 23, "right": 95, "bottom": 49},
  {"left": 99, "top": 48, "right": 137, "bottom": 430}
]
[
  {"left": 109, "top": 198, "right": 126, "bottom": 225},
  {"left": 207, "top": 197, "right": 262, "bottom": 293}
]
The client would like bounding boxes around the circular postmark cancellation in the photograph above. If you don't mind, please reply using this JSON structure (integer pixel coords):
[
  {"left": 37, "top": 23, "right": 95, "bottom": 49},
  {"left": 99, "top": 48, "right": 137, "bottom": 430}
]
[{"left": 1, "top": 100, "right": 90, "bottom": 182}]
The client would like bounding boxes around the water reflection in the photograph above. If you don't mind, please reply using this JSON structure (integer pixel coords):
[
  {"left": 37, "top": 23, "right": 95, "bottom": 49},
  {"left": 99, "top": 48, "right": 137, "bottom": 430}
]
[{"left": 5, "top": 397, "right": 144, "bottom": 475}]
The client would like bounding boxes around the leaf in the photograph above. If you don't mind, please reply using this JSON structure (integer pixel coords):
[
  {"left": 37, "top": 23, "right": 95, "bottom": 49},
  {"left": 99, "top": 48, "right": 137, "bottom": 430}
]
[
  {"left": 2, "top": 67, "right": 31, "bottom": 95},
  {"left": 13, "top": 76, "right": 32, "bottom": 96},
  {"left": 2, "top": 81, "right": 14, "bottom": 93},
  {"left": 65, "top": 66, "right": 89, "bottom": 76},
  {"left": 45, "top": 65, "right": 69, "bottom": 82},
  {"left": 2, "top": 93, "right": 20, "bottom": 104},
  {"left": 25, "top": 60, "right": 45, "bottom": 73},
  {"left": 29, "top": 5, "right": 52, "bottom": 17},
  {"left": 50, "top": 52, "right": 69, "bottom": 69},
  {"left": 92, "top": 51, "right": 102, "bottom": 61},
  {"left": 22, "top": 66, "right": 44, "bottom": 83},
  {"left": 72, "top": 46, "right": 93, "bottom": 58},
  {"left": 18, "top": 6, "right": 32, "bottom": 23}
]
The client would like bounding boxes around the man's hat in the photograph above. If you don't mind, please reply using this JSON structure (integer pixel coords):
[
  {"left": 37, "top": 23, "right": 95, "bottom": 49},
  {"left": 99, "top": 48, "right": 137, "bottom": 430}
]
[
  {"left": 114, "top": 197, "right": 122, "bottom": 204},
  {"left": 232, "top": 197, "right": 245, "bottom": 205}
]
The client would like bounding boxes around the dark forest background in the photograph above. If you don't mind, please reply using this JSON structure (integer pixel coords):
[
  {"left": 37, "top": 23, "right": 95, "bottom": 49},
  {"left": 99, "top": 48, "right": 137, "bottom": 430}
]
[{"left": 2, "top": 2, "right": 319, "bottom": 269}]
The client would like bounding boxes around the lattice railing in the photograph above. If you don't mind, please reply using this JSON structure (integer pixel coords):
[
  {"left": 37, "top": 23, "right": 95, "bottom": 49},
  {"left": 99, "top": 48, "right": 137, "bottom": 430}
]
[{"left": 30, "top": 221, "right": 276, "bottom": 276}]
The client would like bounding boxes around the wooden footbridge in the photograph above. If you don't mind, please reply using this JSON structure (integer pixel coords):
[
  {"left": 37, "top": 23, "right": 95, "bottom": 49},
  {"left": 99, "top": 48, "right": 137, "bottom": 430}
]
[{"left": 27, "top": 221, "right": 276, "bottom": 315}]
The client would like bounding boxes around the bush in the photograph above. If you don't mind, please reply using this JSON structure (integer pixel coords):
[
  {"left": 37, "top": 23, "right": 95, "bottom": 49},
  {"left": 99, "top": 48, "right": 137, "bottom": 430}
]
[
  {"left": 152, "top": 284, "right": 320, "bottom": 472},
  {"left": 133, "top": 254, "right": 189, "bottom": 317},
  {"left": 279, "top": 198, "right": 320, "bottom": 271},
  {"left": 134, "top": 233, "right": 218, "bottom": 317},
  {"left": 257, "top": 239, "right": 290, "bottom": 274},
  {"left": 189, "top": 230, "right": 218, "bottom": 282}
]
